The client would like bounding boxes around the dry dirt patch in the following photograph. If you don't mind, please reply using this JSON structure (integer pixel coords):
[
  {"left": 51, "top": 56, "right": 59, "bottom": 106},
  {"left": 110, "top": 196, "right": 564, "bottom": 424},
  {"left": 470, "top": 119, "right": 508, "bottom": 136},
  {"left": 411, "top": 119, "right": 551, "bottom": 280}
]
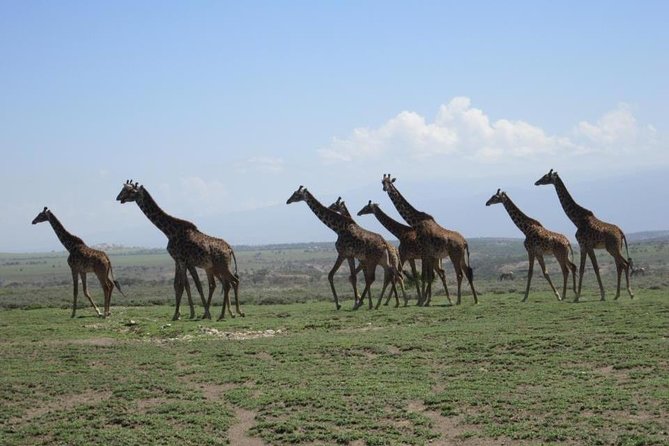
[{"left": 228, "top": 408, "right": 265, "bottom": 446}]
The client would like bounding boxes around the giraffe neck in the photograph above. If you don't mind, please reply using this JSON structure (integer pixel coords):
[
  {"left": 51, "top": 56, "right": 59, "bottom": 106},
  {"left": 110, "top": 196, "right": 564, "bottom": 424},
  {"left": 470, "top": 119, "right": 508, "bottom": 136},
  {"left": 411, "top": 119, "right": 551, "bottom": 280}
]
[
  {"left": 553, "top": 176, "right": 593, "bottom": 226},
  {"left": 338, "top": 203, "right": 353, "bottom": 219},
  {"left": 46, "top": 212, "right": 85, "bottom": 252},
  {"left": 385, "top": 183, "right": 430, "bottom": 226},
  {"left": 501, "top": 196, "right": 542, "bottom": 235},
  {"left": 372, "top": 206, "right": 413, "bottom": 239},
  {"left": 135, "top": 187, "right": 197, "bottom": 238},
  {"left": 304, "top": 191, "right": 354, "bottom": 233}
]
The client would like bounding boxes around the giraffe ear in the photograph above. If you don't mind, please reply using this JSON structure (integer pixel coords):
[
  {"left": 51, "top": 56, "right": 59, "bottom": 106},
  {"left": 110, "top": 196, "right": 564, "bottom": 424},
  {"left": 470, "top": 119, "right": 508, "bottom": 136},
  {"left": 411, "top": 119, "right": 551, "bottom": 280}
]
[
  {"left": 391, "top": 178, "right": 396, "bottom": 183},
  {"left": 549, "top": 169, "right": 553, "bottom": 174},
  {"left": 43, "top": 206, "right": 47, "bottom": 212},
  {"left": 368, "top": 200, "right": 372, "bottom": 205},
  {"left": 496, "top": 188, "right": 500, "bottom": 194}
]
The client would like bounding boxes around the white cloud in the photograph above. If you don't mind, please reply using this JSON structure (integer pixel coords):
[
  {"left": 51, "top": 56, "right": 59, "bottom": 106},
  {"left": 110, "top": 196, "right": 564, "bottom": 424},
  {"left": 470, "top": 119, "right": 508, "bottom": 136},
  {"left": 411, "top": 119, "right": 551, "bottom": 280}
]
[
  {"left": 573, "top": 103, "right": 657, "bottom": 151},
  {"left": 318, "top": 97, "right": 659, "bottom": 166}
]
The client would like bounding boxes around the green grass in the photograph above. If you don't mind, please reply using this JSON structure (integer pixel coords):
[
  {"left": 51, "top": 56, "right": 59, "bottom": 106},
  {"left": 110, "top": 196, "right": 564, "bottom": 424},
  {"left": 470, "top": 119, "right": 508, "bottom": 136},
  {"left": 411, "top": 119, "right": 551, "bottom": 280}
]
[{"left": 1, "top": 291, "right": 667, "bottom": 445}]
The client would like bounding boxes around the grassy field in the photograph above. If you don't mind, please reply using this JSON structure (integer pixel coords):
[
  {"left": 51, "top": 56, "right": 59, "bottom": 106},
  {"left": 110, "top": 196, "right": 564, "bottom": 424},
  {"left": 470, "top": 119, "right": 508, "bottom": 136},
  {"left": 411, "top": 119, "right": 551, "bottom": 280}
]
[
  {"left": 1, "top": 238, "right": 668, "bottom": 445},
  {"left": 1, "top": 291, "right": 668, "bottom": 445}
]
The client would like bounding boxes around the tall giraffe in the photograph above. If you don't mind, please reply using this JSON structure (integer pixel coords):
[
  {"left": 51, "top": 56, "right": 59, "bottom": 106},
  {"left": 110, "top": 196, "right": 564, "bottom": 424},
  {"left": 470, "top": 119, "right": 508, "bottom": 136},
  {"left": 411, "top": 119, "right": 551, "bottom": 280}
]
[
  {"left": 328, "top": 197, "right": 407, "bottom": 308},
  {"left": 535, "top": 169, "right": 633, "bottom": 301},
  {"left": 32, "top": 207, "right": 125, "bottom": 318},
  {"left": 287, "top": 186, "right": 398, "bottom": 310},
  {"left": 485, "top": 189, "right": 577, "bottom": 301},
  {"left": 381, "top": 174, "right": 478, "bottom": 304},
  {"left": 116, "top": 181, "right": 243, "bottom": 320},
  {"left": 356, "top": 200, "right": 452, "bottom": 306}
]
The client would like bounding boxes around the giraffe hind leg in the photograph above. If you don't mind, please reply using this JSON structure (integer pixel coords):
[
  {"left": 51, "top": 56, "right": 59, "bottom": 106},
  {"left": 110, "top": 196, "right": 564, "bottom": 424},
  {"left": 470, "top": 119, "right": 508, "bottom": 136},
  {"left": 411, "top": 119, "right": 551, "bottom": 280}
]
[{"left": 81, "top": 272, "right": 102, "bottom": 317}]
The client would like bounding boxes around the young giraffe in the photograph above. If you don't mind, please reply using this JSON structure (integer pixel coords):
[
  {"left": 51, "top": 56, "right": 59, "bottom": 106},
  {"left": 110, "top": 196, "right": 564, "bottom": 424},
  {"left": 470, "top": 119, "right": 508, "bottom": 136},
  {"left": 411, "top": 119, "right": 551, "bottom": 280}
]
[
  {"left": 485, "top": 189, "right": 577, "bottom": 302},
  {"left": 381, "top": 174, "right": 478, "bottom": 304},
  {"left": 328, "top": 197, "right": 407, "bottom": 308},
  {"left": 286, "top": 186, "right": 398, "bottom": 310},
  {"left": 116, "top": 181, "right": 243, "bottom": 320},
  {"left": 357, "top": 200, "right": 452, "bottom": 306},
  {"left": 32, "top": 207, "right": 125, "bottom": 318},
  {"left": 535, "top": 169, "right": 633, "bottom": 301}
]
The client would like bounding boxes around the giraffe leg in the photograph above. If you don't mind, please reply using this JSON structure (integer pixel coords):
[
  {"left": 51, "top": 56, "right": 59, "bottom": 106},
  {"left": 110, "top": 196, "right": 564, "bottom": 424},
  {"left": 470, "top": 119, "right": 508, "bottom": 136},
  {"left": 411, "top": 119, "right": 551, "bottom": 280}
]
[
  {"left": 419, "top": 259, "right": 430, "bottom": 306},
  {"left": 201, "top": 270, "right": 216, "bottom": 320},
  {"left": 187, "top": 266, "right": 209, "bottom": 318},
  {"left": 218, "top": 280, "right": 231, "bottom": 320},
  {"left": 183, "top": 272, "right": 196, "bottom": 320},
  {"left": 93, "top": 269, "right": 113, "bottom": 317},
  {"left": 575, "top": 248, "right": 588, "bottom": 302},
  {"left": 230, "top": 273, "right": 243, "bottom": 317},
  {"left": 80, "top": 272, "right": 102, "bottom": 317},
  {"left": 377, "top": 265, "right": 393, "bottom": 309},
  {"left": 172, "top": 262, "right": 186, "bottom": 321},
  {"left": 587, "top": 250, "right": 606, "bottom": 301},
  {"left": 609, "top": 249, "right": 633, "bottom": 299},
  {"left": 537, "top": 255, "right": 560, "bottom": 301},
  {"left": 328, "top": 255, "right": 346, "bottom": 310},
  {"left": 407, "top": 259, "right": 421, "bottom": 305},
  {"left": 522, "top": 252, "right": 535, "bottom": 302},
  {"left": 556, "top": 254, "right": 570, "bottom": 302},
  {"left": 347, "top": 257, "right": 361, "bottom": 305},
  {"left": 435, "top": 261, "right": 452, "bottom": 305},
  {"left": 365, "top": 265, "right": 376, "bottom": 310},
  {"left": 70, "top": 269, "right": 79, "bottom": 318},
  {"left": 423, "top": 260, "right": 434, "bottom": 306},
  {"left": 462, "top": 258, "right": 478, "bottom": 304}
]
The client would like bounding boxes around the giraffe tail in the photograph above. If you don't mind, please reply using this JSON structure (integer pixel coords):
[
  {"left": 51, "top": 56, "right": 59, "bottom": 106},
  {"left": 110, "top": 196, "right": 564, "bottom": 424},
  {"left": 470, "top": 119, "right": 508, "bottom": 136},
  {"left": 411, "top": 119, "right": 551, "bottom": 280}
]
[
  {"left": 109, "top": 265, "right": 126, "bottom": 297},
  {"left": 622, "top": 231, "right": 633, "bottom": 267},
  {"left": 465, "top": 244, "right": 474, "bottom": 283},
  {"left": 231, "top": 249, "right": 239, "bottom": 278}
]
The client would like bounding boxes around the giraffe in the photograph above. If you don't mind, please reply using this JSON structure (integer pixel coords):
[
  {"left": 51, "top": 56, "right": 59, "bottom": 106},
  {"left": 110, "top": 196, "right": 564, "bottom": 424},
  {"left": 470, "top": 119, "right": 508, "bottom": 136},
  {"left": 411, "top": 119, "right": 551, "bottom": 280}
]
[
  {"left": 485, "top": 189, "right": 577, "bottom": 302},
  {"left": 31, "top": 207, "right": 125, "bottom": 318},
  {"left": 381, "top": 174, "right": 478, "bottom": 304},
  {"left": 356, "top": 200, "right": 452, "bottom": 306},
  {"left": 328, "top": 197, "right": 407, "bottom": 308},
  {"left": 535, "top": 169, "right": 633, "bottom": 301},
  {"left": 286, "top": 186, "right": 399, "bottom": 310},
  {"left": 116, "top": 181, "right": 243, "bottom": 320}
]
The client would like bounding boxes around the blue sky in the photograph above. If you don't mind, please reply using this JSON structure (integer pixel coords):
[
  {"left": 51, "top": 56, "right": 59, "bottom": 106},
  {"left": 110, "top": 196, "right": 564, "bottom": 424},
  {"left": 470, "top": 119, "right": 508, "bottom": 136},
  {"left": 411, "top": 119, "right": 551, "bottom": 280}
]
[{"left": 1, "top": 1, "right": 667, "bottom": 251}]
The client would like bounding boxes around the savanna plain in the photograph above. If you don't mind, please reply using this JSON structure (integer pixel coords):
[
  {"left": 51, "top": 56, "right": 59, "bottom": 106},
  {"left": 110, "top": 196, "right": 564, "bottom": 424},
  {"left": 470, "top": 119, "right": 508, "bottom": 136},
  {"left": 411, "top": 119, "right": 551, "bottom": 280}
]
[{"left": 1, "top": 235, "right": 668, "bottom": 445}]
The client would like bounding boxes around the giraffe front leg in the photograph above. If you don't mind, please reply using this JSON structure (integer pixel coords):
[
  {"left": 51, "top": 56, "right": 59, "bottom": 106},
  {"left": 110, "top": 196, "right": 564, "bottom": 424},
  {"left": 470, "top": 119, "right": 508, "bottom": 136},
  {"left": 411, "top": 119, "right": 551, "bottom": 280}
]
[
  {"left": 71, "top": 269, "right": 79, "bottom": 318},
  {"left": 187, "top": 266, "right": 208, "bottom": 318},
  {"left": 328, "top": 255, "right": 346, "bottom": 310},
  {"left": 587, "top": 250, "right": 606, "bottom": 301},
  {"left": 172, "top": 263, "right": 186, "bottom": 320},
  {"left": 522, "top": 252, "right": 535, "bottom": 302},
  {"left": 347, "top": 257, "right": 360, "bottom": 303},
  {"left": 183, "top": 273, "right": 196, "bottom": 319},
  {"left": 80, "top": 272, "right": 102, "bottom": 317},
  {"left": 575, "top": 249, "right": 587, "bottom": 302}
]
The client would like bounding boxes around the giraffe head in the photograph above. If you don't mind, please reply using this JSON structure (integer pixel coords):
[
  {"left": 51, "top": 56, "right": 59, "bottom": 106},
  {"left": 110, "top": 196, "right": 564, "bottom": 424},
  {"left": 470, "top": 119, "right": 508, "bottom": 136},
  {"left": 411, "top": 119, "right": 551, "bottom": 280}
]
[
  {"left": 534, "top": 169, "right": 558, "bottom": 186},
  {"left": 327, "top": 197, "right": 346, "bottom": 214},
  {"left": 116, "top": 180, "right": 142, "bottom": 204},
  {"left": 381, "top": 173, "right": 396, "bottom": 192},
  {"left": 357, "top": 200, "right": 378, "bottom": 216},
  {"left": 485, "top": 189, "right": 507, "bottom": 206},
  {"left": 32, "top": 207, "right": 50, "bottom": 225},
  {"left": 286, "top": 186, "right": 308, "bottom": 204}
]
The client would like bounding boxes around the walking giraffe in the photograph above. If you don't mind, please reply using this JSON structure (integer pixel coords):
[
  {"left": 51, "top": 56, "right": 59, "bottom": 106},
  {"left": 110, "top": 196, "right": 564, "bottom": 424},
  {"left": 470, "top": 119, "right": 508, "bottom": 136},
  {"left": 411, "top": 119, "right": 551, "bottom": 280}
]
[
  {"left": 116, "top": 181, "right": 243, "bottom": 320},
  {"left": 357, "top": 200, "right": 452, "bottom": 306},
  {"left": 328, "top": 197, "right": 407, "bottom": 308},
  {"left": 287, "top": 186, "right": 399, "bottom": 310},
  {"left": 381, "top": 174, "right": 478, "bottom": 304},
  {"left": 32, "top": 207, "right": 125, "bottom": 318},
  {"left": 486, "top": 189, "right": 577, "bottom": 301},
  {"left": 535, "top": 169, "right": 633, "bottom": 301}
]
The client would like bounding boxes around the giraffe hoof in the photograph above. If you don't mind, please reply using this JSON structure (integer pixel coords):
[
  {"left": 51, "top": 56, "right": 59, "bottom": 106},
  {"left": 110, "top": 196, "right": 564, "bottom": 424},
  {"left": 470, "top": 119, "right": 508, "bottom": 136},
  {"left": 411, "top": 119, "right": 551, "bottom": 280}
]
[
  {"left": 239, "top": 312, "right": 245, "bottom": 317},
  {"left": 217, "top": 316, "right": 225, "bottom": 321}
]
